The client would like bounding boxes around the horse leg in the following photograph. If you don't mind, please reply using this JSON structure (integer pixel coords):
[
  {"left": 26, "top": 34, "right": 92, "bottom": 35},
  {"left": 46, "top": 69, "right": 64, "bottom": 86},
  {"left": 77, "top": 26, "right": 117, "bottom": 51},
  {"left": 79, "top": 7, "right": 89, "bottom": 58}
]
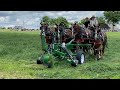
[
  {"left": 98, "top": 44, "right": 104, "bottom": 60},
  {"left": 102, "top": 43, "right": 105, "bottom": 55},
  {"left": 105, "top": 36, "right": 108, "bottom": 48}
]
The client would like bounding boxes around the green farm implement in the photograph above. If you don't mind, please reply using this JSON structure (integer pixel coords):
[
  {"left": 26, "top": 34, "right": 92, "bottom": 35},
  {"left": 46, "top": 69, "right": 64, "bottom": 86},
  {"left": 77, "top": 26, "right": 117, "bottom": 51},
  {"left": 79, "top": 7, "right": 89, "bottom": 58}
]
[{"left": 37, "top": 24, "right": 92, "bottom": 68}]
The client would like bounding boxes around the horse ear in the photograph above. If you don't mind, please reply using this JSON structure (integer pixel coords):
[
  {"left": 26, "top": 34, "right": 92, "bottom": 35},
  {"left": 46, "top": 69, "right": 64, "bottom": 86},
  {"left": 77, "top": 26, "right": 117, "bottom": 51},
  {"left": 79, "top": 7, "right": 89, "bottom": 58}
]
[
  {"left": 40, "top": 27, "right": 42, "bottom": 30},
  {"left": 40, "top": 23, "right": 43, "bottom": 25},
  {"left": 55, "top": 23, "right": 58, "bottom": 26}
]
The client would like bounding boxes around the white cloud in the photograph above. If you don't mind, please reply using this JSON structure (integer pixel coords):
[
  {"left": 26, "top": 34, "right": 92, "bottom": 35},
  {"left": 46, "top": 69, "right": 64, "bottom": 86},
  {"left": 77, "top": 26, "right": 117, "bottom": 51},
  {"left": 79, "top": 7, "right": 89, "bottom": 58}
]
[
  {"left": 0, "top": 11, "right": 105, "bottom": 29},
  {"left": 0, "top": 16, "right": 9, "bottom": 22},
  {"left": 26, "top": 20, "right": 35, "bottom": 25},
  {"left": 35, "top": 18, "right": 40, "bottom": 22},
  {"left": 44, "top": 12, "right": 55, "bottom": 17},
  {"left": 57, "top": 11, "right": 66, "bottom": 16},
  {"left": 16, "top": 18, "right": 20, "bottom": 22},
  {"left": 4, "top": 25, "right": 15, "bottom": 28},
  {"left": 0, "top": 17, "right": 5, "bottom": 22}
]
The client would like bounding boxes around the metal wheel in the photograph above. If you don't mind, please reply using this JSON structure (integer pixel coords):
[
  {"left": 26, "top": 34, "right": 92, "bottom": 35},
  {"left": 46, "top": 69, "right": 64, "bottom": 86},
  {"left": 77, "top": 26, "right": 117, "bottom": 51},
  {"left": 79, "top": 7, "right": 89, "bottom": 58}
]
[
  {"left": 37, "top": 59, "right": 43, "bottom": 64},
  {"left": 76, "top": 50, "right": 85, "bottom": 64},
  {"left": 71, "top": 60, "right": 78, "bottom": 67},
  {"left": 47, "top": 63, "right": 53, "bottom": 68}
]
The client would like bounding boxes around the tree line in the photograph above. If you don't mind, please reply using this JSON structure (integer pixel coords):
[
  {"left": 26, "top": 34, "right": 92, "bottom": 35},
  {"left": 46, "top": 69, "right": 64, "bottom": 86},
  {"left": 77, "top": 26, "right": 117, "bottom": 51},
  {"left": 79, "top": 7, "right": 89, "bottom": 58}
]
[
  {"left": 41, "top": 11, "right": 120, "bottom": 31},
  {"left": 40, "top": 16, "right": 70, "bottom": 28}
]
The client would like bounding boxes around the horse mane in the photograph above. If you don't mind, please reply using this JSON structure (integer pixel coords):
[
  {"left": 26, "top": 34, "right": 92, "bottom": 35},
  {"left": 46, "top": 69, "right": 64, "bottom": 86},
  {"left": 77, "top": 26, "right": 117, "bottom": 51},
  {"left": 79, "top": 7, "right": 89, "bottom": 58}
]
[{"left": 73, "top": 24, "right": 82, "bottom": 33}]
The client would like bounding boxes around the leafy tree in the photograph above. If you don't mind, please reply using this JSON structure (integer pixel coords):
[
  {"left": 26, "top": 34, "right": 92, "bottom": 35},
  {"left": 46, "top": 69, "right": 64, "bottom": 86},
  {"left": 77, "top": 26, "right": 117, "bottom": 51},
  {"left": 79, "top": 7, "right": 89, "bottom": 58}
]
[
  {"left": 68, "top": 22, "right": 73, "bottom": 27},
  {"left": 79, "top": 19, "right": 86, "bottom": 25},
  {"left": 40, "top": 16, "right": 69, "bottom": 28},
  {"left": 56, "top": 17, "right": 69, "bottom": 28},
  {"left": 79, "top": 16, "right": 106, "bottom": 25},
  {"left": 96, "top": 16, "right": 106, "bottom": 24},
  {"left": 41, "top": 16, "right": 50, "bottom": 24},
  {"left": 104, "top": 11, "right": 120, "bottom": 31},
  {"left": 49, "top": 18, "right": 56, "bottom": 26}
]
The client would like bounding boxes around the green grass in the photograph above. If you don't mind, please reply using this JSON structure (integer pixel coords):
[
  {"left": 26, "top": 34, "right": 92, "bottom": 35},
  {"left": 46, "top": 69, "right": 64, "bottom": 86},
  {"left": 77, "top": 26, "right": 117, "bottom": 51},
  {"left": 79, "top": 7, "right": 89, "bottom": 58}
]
[{"left": 0, "top": 29, "right": 120, "bottom": 79}]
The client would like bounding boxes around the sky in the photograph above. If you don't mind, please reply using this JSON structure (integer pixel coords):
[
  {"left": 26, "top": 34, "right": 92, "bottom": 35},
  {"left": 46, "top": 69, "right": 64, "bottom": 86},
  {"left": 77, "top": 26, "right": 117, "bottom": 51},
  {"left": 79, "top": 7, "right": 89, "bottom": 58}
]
[{"left": 0, "top": 11, "right": 114, "bottom": 29}]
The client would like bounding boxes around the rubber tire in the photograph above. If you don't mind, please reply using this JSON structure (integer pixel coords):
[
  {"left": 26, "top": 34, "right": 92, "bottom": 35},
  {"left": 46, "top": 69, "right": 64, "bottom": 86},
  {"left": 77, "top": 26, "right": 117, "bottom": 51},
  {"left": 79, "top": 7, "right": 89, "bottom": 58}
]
[
  {"left": 76, "top": 50, "right": 85, "bottom": 64},
  {"left": 37, "top": 59, "right": 43, "bottom": 64},
  {"left": 47, "top": 63, "right": 52, "bottom": 68},
  {"left": 71, "top": 62, "right": 77, "bottom": 67}
]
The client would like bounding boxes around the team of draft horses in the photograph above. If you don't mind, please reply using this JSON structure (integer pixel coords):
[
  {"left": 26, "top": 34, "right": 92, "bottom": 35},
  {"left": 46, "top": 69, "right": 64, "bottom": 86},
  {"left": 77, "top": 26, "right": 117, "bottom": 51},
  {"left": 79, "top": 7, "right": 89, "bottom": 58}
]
[{"left": 40, "top": 16, "right": 108, "bottom": 59}]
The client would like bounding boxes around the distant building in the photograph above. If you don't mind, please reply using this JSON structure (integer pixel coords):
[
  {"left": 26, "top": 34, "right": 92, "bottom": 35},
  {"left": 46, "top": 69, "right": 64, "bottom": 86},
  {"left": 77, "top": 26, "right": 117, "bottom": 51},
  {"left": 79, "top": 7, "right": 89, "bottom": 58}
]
[
  {"left": 8, "top": 27, "right": 13, "bottom": 29},
  {"left": 117, "top": 29, "right": 120, "bottom": 32},
  {"left": 0, "top": 27, "right": 6, "bottom": 29},
  {"left": 13, "top": 26, "right": 23, "bottom": 30},
  {"left": 108, "top": 24, "right": 120, "bottom": 32},
  {"left": 99, "top": 23, "right": 110, "bottom": 32},
  {"left": 113, "top": 26, "right": 120, "bottom": 32}
]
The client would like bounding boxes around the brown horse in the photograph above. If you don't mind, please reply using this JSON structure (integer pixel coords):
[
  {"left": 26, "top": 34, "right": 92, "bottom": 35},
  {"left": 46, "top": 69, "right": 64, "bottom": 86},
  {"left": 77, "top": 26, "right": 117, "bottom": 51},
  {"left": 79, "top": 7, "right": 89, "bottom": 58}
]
[
  {"left": 40, "top": 23, "right": 72, "bottom": 44},
  {"left": 40, "top": 24, "right": 55, "bottom": 44},
  {"left": 94, "top": 30, "right": 108, "bottom": 56},
  {"left": 54, "top": 24, "right": 76, "bottom": 43},
  {"left": 89, "top": 27, "right": 108, "bottom": 59},
  {"left": 72, "top": 24, "right": 108, "bottom": 60},
  {"left": 71, "top": 24, "right": 91, "bottom": 52}
]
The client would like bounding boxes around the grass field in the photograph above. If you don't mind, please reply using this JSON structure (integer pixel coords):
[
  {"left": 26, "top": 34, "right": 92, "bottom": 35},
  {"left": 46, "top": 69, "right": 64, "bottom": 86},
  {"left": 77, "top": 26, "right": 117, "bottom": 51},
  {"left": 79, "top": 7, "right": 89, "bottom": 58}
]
[{"left": 0, "top": 29, "right": 120, "bottom": 79}]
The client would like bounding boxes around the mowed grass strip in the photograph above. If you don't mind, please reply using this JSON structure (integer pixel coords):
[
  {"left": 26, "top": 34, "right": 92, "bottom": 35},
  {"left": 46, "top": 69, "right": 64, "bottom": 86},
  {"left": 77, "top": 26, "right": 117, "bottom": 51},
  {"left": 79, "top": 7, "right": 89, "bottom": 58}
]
[{"left": 0, "top": 29, "right": 120, "bottom": 79}]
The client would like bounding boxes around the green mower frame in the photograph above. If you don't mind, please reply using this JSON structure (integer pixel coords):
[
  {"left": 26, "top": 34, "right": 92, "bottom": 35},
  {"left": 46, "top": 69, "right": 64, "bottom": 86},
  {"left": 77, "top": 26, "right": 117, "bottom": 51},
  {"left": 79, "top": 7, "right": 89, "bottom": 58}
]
[{"left": 37, "top": 25, "right": 91, "bottom": 68}]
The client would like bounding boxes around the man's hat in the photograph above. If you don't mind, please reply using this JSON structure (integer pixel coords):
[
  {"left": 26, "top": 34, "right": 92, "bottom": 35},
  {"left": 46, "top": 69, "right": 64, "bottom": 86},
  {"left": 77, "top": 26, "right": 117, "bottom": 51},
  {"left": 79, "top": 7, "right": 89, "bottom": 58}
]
[
  {"left": 85, "top": 17, "right": 89, "bottom": 19},
  {"left": 75, "top": 21, "right": 78, "bottom": 23},
  {"left": 92, "top": 15, "right": 95, "bottom": 18}
]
